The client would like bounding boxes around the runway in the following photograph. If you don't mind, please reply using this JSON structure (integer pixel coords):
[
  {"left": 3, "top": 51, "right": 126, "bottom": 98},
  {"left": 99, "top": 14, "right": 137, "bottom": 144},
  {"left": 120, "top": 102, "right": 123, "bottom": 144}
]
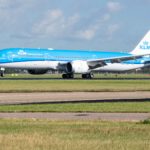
[
  {"left": 0, "top": 92, "right": 150, "bottom": 105},
  {"left": 0, "top": 112, "right": 150, "bottom": 121},
  {"left": 0, "top": 77, "right": 150, "bottom": 80},
  {"left": 0, "top": 92, "right": 150, "bottom": 121}
]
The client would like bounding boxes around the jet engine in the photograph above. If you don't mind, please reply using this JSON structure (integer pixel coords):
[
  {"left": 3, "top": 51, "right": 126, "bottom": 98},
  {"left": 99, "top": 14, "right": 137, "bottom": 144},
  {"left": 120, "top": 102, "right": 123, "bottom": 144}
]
[{"left": 66, "top": 60, "right": 89, "bottom": 73}]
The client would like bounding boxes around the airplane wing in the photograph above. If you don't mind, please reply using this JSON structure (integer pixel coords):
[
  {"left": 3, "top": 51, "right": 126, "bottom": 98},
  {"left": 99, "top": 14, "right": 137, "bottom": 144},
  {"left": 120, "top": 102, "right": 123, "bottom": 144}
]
[{"left": 87, "top": 54, "right": 150, "bottom": 69}]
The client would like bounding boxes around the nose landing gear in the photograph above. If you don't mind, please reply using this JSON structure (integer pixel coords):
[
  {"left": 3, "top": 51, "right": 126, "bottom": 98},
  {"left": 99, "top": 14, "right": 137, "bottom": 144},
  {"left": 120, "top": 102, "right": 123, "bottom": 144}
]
[{"left": 0, "top": 68, "right": 5, "bottom": 77}]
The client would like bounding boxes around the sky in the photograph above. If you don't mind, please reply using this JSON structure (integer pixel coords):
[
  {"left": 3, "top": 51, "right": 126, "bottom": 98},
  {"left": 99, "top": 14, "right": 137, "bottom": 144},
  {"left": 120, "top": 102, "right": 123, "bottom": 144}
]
[{"left": 0, "top": 0, "right": 149, "bottom": 52}]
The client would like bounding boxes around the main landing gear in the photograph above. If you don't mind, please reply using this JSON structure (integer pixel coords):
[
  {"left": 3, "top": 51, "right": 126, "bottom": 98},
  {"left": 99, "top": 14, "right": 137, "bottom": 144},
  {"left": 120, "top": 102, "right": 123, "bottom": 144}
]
[
  {"left": 62, "top": 73, "right": 94, "bottom": 79},
  {"left": 82, "top": 73, "right": 94, "bottom": 79},
  {"left": 62, "top": 73, "right": 74, "bottom": 79}
]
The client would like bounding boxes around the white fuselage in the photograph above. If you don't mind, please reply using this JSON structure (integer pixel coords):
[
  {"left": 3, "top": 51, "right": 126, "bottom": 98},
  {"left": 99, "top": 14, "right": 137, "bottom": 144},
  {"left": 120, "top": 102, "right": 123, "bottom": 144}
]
[{"left": 0, "top": 61, "right": 145, "bottom": 72}]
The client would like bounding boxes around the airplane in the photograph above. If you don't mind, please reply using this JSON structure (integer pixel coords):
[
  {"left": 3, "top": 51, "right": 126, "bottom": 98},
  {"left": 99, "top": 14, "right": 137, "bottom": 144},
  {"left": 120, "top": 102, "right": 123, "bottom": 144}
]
[{"left": 0, "top": 30, "right": 150, "bottom": 79}]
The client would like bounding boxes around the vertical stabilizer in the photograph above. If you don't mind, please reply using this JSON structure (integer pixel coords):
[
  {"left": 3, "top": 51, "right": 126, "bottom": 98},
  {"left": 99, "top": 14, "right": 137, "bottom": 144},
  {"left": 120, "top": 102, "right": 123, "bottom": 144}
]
[{"left": 131, "top": 31, "right": 150, "bottom": 55}]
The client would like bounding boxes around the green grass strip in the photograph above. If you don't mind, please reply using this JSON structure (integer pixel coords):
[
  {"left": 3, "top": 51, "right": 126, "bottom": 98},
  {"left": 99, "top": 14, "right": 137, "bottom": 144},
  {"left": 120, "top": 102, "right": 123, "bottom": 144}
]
[
  {"left": 1, "top": 102, "right": 150, "bottom": 112},
  {"left": 0, "top": 80, "right": 150, "bottom": 92}
]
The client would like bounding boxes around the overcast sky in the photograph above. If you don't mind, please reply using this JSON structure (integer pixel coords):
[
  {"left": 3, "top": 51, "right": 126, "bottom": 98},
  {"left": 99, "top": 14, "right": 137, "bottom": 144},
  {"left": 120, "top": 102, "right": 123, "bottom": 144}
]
[{"left": 0, "top": 0, "right": 149, "bottom": 52}]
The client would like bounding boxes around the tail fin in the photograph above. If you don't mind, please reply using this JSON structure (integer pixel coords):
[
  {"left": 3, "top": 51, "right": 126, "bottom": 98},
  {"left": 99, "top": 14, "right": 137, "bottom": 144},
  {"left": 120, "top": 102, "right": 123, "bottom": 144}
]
[{"left": 131, "top": 30, "right": 150, "bottom": 55}]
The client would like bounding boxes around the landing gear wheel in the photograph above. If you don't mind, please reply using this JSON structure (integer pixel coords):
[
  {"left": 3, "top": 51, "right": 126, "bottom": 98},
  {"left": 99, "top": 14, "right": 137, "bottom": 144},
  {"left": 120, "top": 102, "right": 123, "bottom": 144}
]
[
  {"left": 0, "top": 72, "right": 4, "bottom": 77},
  {"left": 62, "top": 73, "right": 74, "bottom": 79},
  {"left": 82, "top": 73, "right": 94, "bottom": 79},
  {"left": 0, "top": 68, "right": 5, "bottom": 77}
]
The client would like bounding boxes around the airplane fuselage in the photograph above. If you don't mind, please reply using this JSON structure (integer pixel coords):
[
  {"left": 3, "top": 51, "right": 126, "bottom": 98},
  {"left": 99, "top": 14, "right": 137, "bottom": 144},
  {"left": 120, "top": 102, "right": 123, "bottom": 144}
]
[{"left": 0, "top": 48, "right": 147, "bottom": 72}]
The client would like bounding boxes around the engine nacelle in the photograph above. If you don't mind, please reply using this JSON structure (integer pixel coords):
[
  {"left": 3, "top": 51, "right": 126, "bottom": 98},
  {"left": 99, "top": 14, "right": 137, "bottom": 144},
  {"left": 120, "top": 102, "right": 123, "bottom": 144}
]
[
  {"left": 66, "top": 61, "right": 89, "bottom": 73},
  {"left": 28, "top": 69, "right": 48, "bottom": 75}
]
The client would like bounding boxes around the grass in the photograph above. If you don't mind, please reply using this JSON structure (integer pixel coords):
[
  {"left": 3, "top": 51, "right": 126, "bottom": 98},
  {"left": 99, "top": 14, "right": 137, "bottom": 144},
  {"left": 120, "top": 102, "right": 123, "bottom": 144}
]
[
  {"left": 0, "top": 80, "right": 150, "bottom": 92},
  {"left": 1, "top": 74, "right": 150, "bottom": 150},
  {"left": 0, "top": 119, "right": 150, "bottom": 150},
  {"left": 0, "top": 73, "right": 150, "bottom": 92},
  {"left": 1, "top": 102, "right": 150, "bottom": 112},
  {"left": 142, "top": 119, "right": 150, "bottom": 124}
]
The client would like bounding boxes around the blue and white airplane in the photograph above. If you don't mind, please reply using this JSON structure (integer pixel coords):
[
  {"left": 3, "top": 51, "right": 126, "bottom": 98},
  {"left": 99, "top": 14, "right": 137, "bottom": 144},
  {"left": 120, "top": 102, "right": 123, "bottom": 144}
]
[{"left": 0, "top": 31, "right": 150, "bottom": 79}]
